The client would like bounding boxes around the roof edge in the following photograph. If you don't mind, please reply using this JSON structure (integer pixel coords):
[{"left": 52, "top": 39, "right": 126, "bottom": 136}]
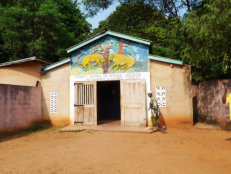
[
  {"left": 0, "top": 56, "right": 50, "bottom": 68},
  {"left": 42, "top": 58, "right": 70, "bottom": 72},
  {"left": 148, "top": 55, "right": 183, "bottom": 65},
  {"left": 67, "top": 30, "right": 152, "bottom": 54}
]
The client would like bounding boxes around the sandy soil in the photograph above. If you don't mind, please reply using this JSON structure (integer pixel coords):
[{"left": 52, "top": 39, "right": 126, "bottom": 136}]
[{"left": 0, "top": 126, "right": 231, "bottom": 174}]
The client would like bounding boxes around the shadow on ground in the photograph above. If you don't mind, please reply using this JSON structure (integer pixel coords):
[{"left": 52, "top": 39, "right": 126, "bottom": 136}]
[{"left": 0, "top": 121, "right": 54, "bottom": 143}]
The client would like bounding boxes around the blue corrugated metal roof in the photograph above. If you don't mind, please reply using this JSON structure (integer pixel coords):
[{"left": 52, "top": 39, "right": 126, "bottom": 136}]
[
  {"left": 149, "top": 55, "right": 183, "bottom": 65},
  {"left": 42, "top": 58, "right": 70, "bottom": 72}
]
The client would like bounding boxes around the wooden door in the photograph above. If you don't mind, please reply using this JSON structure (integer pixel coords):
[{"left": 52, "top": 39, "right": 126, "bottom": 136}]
[
  {"left": 74, "top": 82, "right": 97, "bottom": 125},
  {"left": 120, "top": 79, "right": 147, "bottom": 126}
]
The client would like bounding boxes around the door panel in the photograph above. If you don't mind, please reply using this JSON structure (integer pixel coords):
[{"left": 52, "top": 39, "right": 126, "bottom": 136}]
[
  {"left": 121, "top": 79, "right": 146, "bottom": 126},
  {"left": 84, "top": 105, "right": 94, "bottom": 125},
  {"left": 74, "top": 82, "right": 97, "bottom": 125},
  {"left": 75, "top": 106, "right": 84, "bottom": 125}
]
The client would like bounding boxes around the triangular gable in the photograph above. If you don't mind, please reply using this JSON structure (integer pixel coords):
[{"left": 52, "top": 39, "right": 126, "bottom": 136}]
[
  {"left": 70, "top": 33, "right": 150, "bottom": 75},
  {"left": 67, "top": 30, "right": 152, "bottom": 54}
]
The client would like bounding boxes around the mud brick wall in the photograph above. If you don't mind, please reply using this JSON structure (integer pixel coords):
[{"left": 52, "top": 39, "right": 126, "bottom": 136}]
[
  {"left": 193, "top": 80, "right": 231, "bottom": 127},
  {"left": 0, "top": 84, "right": 42, "bottom": 132}
]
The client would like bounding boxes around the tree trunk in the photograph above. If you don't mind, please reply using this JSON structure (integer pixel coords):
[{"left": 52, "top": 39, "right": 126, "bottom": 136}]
[{"left": 103, "top": 48, "right": 109, "bottom": 73}]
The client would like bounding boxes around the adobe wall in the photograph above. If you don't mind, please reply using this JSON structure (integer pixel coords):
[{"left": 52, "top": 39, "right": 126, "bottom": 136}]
[
  {"left": 0, "top": 84, "right": 42, "bottom": 132},
  {"left": 41, "top": 63, "right": 70, "bottom": 126},
  {"left": 192, "top": 80, "right": 231, "bottom": 128},
  {"left": 149, "top": 60, "right": 193, "bottom": 126},
  {"left": 0, "top": 62, "right": 42, "bottom": 86}
]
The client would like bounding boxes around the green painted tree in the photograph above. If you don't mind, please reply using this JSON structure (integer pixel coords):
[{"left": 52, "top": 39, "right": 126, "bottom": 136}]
[{"left": 0, "top": 0, "right": 91, "bottom": 63}]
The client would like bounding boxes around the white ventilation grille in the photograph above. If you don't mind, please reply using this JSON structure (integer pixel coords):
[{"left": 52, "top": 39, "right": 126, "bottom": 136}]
[
  {"left": 50, "top": 91, "right": 58, "bottom": 114},
  {"left": 155, "top": 86, "right": 166, "bottom": 107}
]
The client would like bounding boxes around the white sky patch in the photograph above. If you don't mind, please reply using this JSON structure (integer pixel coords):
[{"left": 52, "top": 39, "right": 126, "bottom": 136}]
[{"left": 79, "top": 2, "right": 120, "bottom": 29}]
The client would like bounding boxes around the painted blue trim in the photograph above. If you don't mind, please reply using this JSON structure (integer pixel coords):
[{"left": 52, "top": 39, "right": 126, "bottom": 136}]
[
  {"left": 148, "top": 55, "right": 183, "bottom": 65},
  {"left": 107, "top": 31, "right": 151, "bottom": 46},
  {"left": 67, "top": 31, "right": 151, "bottom": 54},
  {"left": 43, "top": 58, "right": 70, "bottom": 72},
  {"left": 67, "top": 33, "right": 108, "bottom": 53}
]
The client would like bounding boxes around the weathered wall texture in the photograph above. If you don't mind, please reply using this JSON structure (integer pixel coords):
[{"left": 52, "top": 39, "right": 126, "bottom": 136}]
[
  {"left": 192, "top": 80, "right": 231, "bottom": 128},
  {"left": 41, "top": 63, "right": 70, "bottom": 126},
  {"left": 0, "top": 62, "right": 42, "bottom": 86},
  {"left": 0, "top": 84, "right": 42, "bottom": 132},
  {"left": 149, "top": 60, "right": 193, "bottom": 126}
]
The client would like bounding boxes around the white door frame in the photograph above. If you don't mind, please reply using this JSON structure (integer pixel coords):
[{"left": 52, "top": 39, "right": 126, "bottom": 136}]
[{"left": 70, "top": 72, "right": 151, "bottom": 126}]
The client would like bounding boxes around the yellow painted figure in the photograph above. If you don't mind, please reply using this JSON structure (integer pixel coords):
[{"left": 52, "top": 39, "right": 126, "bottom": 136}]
[
  {"left": 226, "top": 93, "right": 231, "bottom": 120},
  {"left": 76, "top": 53, "right": 105, "bottom": 71},
  {"left": 223, "top": 87, "right": 231, "bottom": 120},
  {"left": 108, "top": 53, "right": 136, "bottom": 71}
]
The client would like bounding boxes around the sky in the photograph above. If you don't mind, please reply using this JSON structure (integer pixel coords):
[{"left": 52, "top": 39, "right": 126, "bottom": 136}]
[{"left": 80, "top": 2, "right": 120, "bottom": 29}]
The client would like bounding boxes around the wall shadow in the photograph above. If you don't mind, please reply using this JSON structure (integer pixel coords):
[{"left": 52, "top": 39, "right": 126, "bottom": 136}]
[
  {"left": 0, "top": 121, "right": 52, "bottom": 143},
  {"left": 193, "top": 96, "right": 198, "bottom": 125},
  {"left": 159, "top": 113, "right": 166, "bottom": 128}
]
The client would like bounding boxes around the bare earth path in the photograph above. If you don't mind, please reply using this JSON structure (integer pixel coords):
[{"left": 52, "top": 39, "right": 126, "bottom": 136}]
[{"left": 0, "top": 126, "right": 231, "bottom": 174}]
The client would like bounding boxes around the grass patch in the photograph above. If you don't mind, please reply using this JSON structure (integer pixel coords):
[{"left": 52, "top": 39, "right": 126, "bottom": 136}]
[
  {"left": 73, "top": 129, "right": 82, "bottom": 133},
  {"left": 24, "top": 122, "right": 55, "bottom": 133},
  {"left": 59, "top": 129, "right": 82, "bottom": 133},
  {"left": 25, "top": 123, "right": 41, "bottom": 132}
]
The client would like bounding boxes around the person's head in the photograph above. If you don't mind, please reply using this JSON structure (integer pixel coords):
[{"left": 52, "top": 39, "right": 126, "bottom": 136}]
[{"left": 148, "top": 92, "right": 152, "bottom": 98}]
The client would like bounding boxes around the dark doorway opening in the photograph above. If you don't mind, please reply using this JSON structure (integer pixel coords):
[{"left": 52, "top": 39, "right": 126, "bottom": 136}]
[{"left": 97, "top": 81, "right": 121, "bottom": 124}]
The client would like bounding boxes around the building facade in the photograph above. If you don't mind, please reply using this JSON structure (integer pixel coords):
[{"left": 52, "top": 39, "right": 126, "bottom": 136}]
[{"left": 0, "top": 31, "right": 193, "bottom": 129}]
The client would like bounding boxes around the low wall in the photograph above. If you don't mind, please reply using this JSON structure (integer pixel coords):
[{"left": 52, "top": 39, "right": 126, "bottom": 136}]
[
  {"left": 0, "top": 84, "right": 42, "bottom": 132},
  {"left": 193, "top": 80, "right": 231, "bottom": 128}
]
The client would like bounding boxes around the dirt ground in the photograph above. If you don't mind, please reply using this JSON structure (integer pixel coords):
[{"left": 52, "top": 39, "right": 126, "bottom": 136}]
[{"left": 0, "top": 126, "right": 231, "bottom": 174}]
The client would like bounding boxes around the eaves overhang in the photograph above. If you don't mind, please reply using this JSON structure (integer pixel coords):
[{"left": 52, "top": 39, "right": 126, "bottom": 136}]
[
  {"left": 148, "top": 55, "right": 183, "bottom": 65},
  {"left": 42, "top": 58, "right": 70, "bottom": 72},
  {"left": 0, "top": 56, "right": 50, "bottom": 68}
]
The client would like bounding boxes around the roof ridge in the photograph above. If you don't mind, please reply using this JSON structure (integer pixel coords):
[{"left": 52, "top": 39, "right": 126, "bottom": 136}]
[{"left": 66, "top": 30, "right": 152, "bottom": 54}]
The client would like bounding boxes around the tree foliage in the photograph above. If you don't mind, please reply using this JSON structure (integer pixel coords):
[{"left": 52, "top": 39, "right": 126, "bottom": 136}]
[
  {"left": 182, "top": 0, "right": 231, "bottom": 82},
  {"left": 92, "top": 2, "right": 182, "bottom": 59},
  {"left": 0, "top": 0, "right": 91, "bottom": 63},
  {"left": 82, "top": 0, "right": 114, "bottom": 17},
  {"left": 82, "top": 0, "right": 201, "bottom": 17},
  {"left": 84, "top": 0, "right": 231, "bottom": 82}
]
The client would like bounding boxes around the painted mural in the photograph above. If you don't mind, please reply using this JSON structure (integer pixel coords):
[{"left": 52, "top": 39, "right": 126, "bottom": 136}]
[{"left": 71, "top": 36, "right": 149, "bottom": 75}]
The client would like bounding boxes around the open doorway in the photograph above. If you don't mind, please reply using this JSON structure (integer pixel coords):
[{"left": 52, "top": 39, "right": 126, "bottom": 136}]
[{"left": 97, "top": 81, "right": 121, "bottom": 124}]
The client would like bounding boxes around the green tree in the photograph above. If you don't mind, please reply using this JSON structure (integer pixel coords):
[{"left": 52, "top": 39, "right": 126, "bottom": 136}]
[
  {"left": 92, "top": 2, "right": 181, "bottom": 58},
  {"left": 83, "top": 0, "right": 231, "bottom": 82},
  {"left": 182, "top": 0, "right": 231, "bottom": 82},
  {"left": 0, "top": 0, "right": 91, "bottom": 63},
  {"left": 83, "top": 0, "right": 203, "bottom": 60}
]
